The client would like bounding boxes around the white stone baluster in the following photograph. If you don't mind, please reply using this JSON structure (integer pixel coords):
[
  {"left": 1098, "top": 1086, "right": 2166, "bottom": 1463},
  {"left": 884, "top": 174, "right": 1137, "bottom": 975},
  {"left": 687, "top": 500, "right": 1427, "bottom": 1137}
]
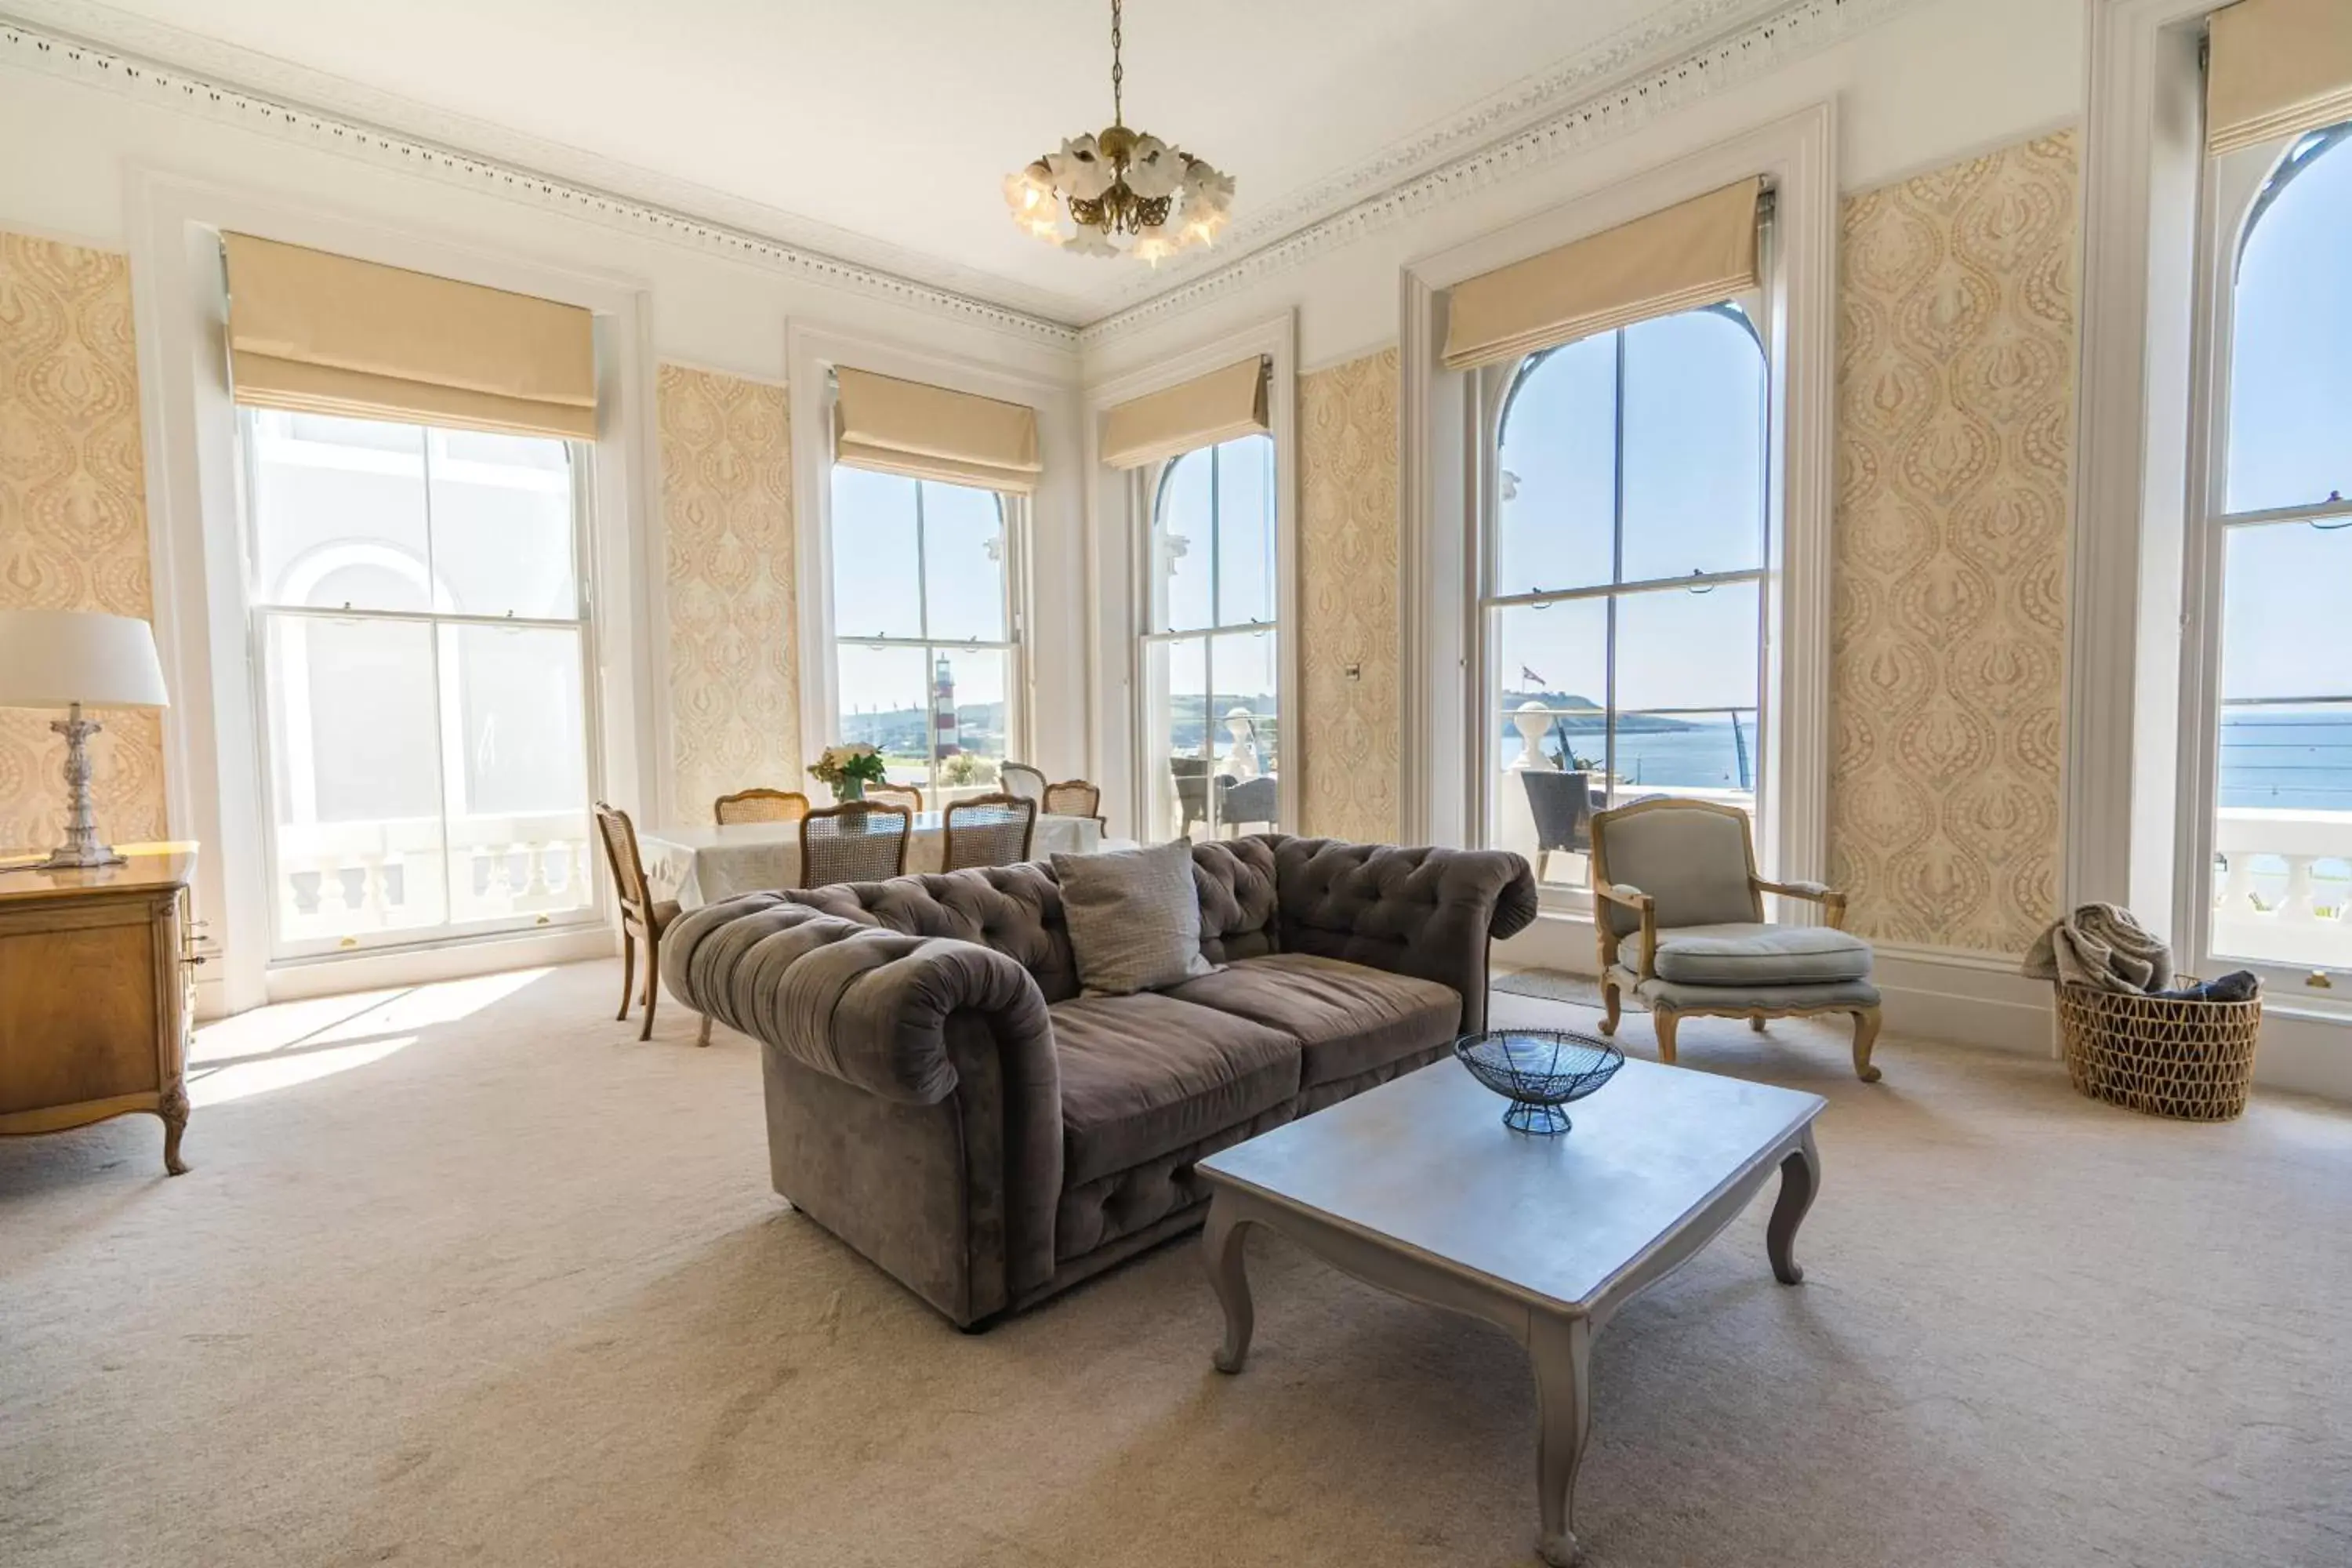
[
  {"left": 2281, "top": 855, "right": 2319, "bottom": 926},
  {"left": 2217, "top": 852, "right": 2256, "bottom": 913}
]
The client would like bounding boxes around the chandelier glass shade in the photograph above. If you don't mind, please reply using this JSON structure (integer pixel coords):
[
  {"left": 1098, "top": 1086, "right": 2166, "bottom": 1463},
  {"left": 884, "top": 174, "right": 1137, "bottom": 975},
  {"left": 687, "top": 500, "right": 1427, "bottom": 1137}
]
[{"left": 1004, "top": 1, "right": 1232, "bottom": 262}]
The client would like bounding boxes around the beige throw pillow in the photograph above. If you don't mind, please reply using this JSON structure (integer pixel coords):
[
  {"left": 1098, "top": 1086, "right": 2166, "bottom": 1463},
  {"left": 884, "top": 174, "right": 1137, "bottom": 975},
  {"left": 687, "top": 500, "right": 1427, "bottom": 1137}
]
[{"left": 1052, "top": 840, "right": 1215, "bottom": 996}]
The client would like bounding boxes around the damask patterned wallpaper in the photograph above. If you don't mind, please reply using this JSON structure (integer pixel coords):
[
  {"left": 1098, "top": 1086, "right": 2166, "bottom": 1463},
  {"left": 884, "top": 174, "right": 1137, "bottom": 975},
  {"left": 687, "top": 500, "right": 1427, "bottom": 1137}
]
[
  {"left": 1297, "top": 347, "right": 1403, "bottom": 844},
  {"left": 1828, "top": 131, "right": 2078, "bottom": 956},
  {"left": 0, "top": 231, "right": 168, "bottom": 853},
  {"left": 659, "top": 363, "right": 800, "bottom": 820}
]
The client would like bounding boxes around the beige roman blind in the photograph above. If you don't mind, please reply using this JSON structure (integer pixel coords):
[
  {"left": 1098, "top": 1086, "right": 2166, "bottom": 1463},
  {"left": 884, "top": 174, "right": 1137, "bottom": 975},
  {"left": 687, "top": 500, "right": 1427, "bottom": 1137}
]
[
  {"left": 2208, "top": 0, "right": 2352, "bottom": 155},
  {"left": 1100, "top": 357, "right": 1270, "bottom": 469},
  {"left": 1441, "top": 179, "right": 1762, "bottom": 372},
  {"left": 832, "top": 366, "right": 1042, "bottom": 494},
  {"left": 223, "top": 234, "right": 597, "bottom": 439}
]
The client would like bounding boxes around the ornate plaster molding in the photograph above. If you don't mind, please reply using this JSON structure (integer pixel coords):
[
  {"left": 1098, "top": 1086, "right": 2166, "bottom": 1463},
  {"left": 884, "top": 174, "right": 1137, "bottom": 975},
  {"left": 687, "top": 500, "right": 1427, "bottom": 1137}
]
[
  {"left": 2, "top": 0, "right": 1925, "bottom": 351},
  {"left": 0, "top": 9, "right": 1087, "bottom": 348},
  {"left": 1078, "top": 0, "right": 1922, "bottom": 347}
]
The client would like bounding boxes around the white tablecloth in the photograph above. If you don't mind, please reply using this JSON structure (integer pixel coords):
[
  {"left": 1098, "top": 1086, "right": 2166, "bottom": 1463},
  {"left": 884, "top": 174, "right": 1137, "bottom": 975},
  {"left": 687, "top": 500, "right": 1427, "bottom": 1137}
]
[{"left": 640, "top": 813, "right": 1105, "bottom": 910}]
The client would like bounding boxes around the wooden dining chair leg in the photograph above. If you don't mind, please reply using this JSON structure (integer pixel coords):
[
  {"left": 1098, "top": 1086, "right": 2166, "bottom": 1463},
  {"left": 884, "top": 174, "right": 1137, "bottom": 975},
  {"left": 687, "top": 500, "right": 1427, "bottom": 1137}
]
[
  {"left": 639, "top": 934, "right": 659, "bottom": 1042},
  {"left": 696, "top": 1014, "right": 713, "bottom": 1047},
  {"left": 618, "top": 932, "right": 637, "bottom": 1022}
]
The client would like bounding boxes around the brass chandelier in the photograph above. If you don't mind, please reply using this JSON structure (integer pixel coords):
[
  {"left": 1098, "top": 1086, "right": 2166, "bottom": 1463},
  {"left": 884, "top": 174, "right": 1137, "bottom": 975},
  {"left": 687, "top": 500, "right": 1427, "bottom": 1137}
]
[{"left": 1004, "top": 0, "right": 1233, "bottom": 262}]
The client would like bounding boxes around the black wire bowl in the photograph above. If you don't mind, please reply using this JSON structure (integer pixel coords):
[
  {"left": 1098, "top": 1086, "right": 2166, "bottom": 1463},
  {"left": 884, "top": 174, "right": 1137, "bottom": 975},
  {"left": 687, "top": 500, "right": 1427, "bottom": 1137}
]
[{"left": 1454, "top": 1029, "right": 1625, "bottom": 1134}]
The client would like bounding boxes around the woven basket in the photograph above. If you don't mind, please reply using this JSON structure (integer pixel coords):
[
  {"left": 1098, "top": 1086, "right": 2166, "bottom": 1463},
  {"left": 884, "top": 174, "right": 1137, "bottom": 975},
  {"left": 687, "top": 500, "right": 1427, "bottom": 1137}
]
[{"left": 2055, "top": 982, "right": 2261, "bottom": 1121}]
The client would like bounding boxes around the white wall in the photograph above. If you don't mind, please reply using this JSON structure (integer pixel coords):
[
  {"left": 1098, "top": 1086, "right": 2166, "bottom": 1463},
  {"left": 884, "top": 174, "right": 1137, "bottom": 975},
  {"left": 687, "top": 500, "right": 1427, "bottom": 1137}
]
[{"left": 1082, "top": 0, "right": 2086, "bottom": 379}]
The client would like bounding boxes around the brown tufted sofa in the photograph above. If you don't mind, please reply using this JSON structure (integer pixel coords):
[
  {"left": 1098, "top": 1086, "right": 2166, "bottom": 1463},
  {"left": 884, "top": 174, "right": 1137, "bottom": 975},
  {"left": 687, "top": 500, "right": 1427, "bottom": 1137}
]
[{"left": 661, "top": 835, "right": 1537, "bottom": 1328}]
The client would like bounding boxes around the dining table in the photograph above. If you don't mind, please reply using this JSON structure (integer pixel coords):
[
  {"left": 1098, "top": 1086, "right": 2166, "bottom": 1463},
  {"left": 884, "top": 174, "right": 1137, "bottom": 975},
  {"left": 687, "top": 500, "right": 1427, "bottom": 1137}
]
[{"left": 638, "top": 812, "right": 1110, "bottom": 910}]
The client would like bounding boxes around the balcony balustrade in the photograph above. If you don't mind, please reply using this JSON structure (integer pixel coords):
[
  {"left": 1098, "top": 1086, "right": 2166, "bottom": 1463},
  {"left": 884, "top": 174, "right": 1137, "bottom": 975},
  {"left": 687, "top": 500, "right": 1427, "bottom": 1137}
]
[
  {"left": 274, "top": 808, "right": 593, "bottom": 945},
  {"left": 2212, "top": 806, "right": 2352, "bottom": 970}
]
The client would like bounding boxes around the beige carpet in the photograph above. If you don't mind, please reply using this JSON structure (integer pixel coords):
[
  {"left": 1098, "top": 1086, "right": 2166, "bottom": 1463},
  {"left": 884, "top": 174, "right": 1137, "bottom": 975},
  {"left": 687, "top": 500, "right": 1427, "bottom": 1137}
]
[{"left": 3, "top": 960, "right": 2348, "bottom": 1568}]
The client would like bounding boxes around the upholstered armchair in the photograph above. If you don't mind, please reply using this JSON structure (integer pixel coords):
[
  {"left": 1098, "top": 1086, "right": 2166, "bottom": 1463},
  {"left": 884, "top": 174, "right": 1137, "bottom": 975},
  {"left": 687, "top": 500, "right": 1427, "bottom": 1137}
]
[{"left": 1588, "top": 797, "right": 1883, "bottom": 1082}]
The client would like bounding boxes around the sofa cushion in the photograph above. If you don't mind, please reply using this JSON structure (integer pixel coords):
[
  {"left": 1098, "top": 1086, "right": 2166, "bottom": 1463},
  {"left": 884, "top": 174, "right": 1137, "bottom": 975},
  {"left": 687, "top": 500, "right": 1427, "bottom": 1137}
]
[
  {"left": 1650, "top": 922, "right": 1875, "bottom": 986},
  {"left": 1053, "top": 840, "right": 1215, "bottom": 995},
  {"left": 1164, "top": 953, "right": 1463, "bottom": 1091},
  {"left": 1050, "top": 993, "right": 1301, "bottom": 1187}
]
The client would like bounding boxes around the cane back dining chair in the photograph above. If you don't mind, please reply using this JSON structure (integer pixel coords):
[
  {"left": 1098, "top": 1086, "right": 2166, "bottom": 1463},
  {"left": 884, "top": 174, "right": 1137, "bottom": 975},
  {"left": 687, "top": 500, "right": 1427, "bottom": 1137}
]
[
  {"left": 941, "top": 791, "right": 1038, "bottom": 871},
  {"left": 862, "top": 782, "right": 924, "bottom": 814},
  {"left": 593, "top": 801, "right": 678, "bottom": 1041},
  {"left": 799, "top": 800, "right": 913, "bottom": 887},
  {"left": 713, "top": 787, "right": 811, "bottom": 826},
  {"left": 1040, "top": 777, "right": 1106, "bottom": 831},
  {"left": 1588, "top": 796, "right": 1884, "bottom": 1081}
]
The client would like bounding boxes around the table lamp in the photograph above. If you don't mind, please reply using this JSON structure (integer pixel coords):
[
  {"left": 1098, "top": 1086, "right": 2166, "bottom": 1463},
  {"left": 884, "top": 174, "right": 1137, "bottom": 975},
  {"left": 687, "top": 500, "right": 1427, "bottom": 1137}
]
[{"left": 0, "top": 608, "right": 171, "bottom": 871}]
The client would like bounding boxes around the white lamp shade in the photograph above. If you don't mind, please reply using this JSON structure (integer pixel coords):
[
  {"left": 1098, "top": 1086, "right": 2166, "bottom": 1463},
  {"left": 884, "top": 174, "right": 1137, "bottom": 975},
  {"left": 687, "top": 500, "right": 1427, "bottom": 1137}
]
[{"left": 0, "top": 609, "right": 170, "bottom": 710}]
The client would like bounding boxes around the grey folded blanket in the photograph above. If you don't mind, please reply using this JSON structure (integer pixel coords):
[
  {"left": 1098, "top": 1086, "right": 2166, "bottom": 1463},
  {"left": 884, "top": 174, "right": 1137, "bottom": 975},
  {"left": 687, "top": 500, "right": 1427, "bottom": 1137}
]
[{"left": 2023, "top": 904, "right": 2174, "bottom": 994}]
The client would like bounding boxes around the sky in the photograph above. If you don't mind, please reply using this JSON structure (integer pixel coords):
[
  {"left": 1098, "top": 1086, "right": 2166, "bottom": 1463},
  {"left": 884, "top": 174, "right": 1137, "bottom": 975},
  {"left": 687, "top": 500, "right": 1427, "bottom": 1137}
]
[
  {"left": 1493, "top": 306, "right": 1766, "bottom": 725},
  {"left": 2217, "top": 129, "right": 2352, "bottom": 706}
]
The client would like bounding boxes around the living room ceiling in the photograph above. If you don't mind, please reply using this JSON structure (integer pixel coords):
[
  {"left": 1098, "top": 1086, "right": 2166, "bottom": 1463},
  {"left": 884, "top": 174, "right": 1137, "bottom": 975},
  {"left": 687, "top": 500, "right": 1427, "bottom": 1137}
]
[{"left": 20, "top": 0, "right": 1786, "bottom": 326}]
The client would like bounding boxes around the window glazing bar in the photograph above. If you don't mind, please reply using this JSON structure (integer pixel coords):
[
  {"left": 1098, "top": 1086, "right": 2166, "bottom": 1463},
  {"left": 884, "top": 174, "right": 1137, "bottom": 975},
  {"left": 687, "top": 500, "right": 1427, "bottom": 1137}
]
[
  {"left": 260, "top": 604, "right": 586, "bottom": 632},
  {"left": 1483, "top": 565, "right": 1766, "bottom": 612},
  {"left": 2216, "top": 496, "right": 2352, "bottom": 528}
]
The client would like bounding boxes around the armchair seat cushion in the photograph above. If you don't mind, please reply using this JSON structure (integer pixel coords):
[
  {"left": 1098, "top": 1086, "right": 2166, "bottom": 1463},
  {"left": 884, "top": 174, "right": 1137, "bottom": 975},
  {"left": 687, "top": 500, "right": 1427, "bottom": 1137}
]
[
  {"left": 1650, "top": 922, "right": 1874, "bottom": 986},
  {"left": 1051, "top": 993, "right": 1300, "bottom": 1187},
  {"left": 1613, "top": 964, "right": 1881, "bottom": 1013},
  {"left": 1164, "top": 953, "right": 1463, "bottom": 1090}
]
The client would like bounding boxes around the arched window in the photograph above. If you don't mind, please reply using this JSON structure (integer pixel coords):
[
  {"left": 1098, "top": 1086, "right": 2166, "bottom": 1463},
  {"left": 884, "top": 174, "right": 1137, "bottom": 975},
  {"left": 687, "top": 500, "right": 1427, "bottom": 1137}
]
[
  {"left": 1481, "top": 303, "right": 1769, "bottom": 893},
  {"left": 1142, "top": 433, "right": 1278, "bottom": 840},
  {"left": 2202, "top": 121, "right": 2352, "bottom": 975}
]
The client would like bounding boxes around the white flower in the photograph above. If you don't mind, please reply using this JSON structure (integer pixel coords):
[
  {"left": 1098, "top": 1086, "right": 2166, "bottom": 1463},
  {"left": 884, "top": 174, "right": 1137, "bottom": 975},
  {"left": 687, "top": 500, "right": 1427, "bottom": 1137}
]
[
  {"left": 1123, "top": 134, "right": 1184, "bottom": 199},
  {"left": 1046, "top": 135, "right": 1112, "bottom": 201},
  {"left": 847, "top": 743, "right": 878, "bottom": 759}
]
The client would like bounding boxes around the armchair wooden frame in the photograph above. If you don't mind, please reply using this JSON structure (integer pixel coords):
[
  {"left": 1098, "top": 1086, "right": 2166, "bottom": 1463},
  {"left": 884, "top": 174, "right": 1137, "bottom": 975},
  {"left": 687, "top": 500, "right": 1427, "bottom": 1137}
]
[{"left": 1588, "top": 797, "right": 1881, "bottom": 1081}]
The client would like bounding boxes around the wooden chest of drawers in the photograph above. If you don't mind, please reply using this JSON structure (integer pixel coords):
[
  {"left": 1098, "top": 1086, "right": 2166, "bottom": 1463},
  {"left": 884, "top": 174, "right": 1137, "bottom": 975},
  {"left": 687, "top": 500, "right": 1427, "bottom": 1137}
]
[{"left": 0, "top": 848, "right": 198, "bottom": 1174}]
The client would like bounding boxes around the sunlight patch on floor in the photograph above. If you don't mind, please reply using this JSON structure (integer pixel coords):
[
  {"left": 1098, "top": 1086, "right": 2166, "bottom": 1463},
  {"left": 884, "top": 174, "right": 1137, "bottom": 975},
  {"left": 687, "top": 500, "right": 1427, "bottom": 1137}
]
[{"left": 186, "top": 966, "right": 555, "bottom": 1104}]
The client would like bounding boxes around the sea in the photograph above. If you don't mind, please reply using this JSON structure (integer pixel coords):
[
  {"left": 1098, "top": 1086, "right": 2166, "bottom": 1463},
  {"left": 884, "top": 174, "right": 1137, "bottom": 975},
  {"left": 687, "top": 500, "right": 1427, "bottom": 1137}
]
[{"left": 1564, "top": 710, "right": 2352, "bottom": 812}]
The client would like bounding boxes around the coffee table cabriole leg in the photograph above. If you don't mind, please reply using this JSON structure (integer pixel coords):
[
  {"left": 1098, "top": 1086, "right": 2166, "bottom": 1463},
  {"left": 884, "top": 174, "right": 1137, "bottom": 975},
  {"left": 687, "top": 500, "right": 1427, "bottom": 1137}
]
[
  {"left": 1766, "top": 1125, "right": 1820, "bottom": 1285},
  {"left": 1528, "top": 1312, "right": 1593, "bottom": 1567},
  {"left": 1202, "top": 1193, "right": 1256, "bottom": 1374}
]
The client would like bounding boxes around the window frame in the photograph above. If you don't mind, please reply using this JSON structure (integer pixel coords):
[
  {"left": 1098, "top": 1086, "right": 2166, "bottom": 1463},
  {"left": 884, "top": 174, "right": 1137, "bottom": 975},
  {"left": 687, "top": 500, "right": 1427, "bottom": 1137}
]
[
  {"left": 1134, "top": 434, "right": 1283, "bottom": 839},
  {"left": 2176, "top": 118, "right": 2352, "bottom": 1002},
  {"left": 1468, "top": 285, "right": 1777, "bottom": 913},
  {"left": 824, "top": 467, "right": 1029, "bottom": 797},
  {"left": 1398, "top": 111, "right": 1835, "bottom": 929},
  {"left": 1083, "top": 314, "right": 1300, "bottom": 842},
  {"left": 237, "top": 409, "right": 608, "bottom": 962}
]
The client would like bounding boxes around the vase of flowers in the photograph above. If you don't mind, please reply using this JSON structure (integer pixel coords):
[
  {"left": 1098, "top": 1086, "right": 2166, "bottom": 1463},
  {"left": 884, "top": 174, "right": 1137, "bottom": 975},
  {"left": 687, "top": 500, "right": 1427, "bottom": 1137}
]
[{"left": 810, "top": 743, "right": 888, "bottom": 802}]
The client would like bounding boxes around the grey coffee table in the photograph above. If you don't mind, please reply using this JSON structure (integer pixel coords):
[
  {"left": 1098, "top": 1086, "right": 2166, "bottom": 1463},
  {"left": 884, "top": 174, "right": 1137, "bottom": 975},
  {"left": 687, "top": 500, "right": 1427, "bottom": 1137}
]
[{"left": 1196, "top": 1055, "right": 1826, "bottom": 1566}]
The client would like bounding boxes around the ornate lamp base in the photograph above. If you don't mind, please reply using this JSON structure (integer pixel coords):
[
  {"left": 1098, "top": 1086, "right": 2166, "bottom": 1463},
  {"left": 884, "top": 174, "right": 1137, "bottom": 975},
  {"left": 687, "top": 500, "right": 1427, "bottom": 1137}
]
[{"left": 6, "top": 704, "right": 125, "bottom": 873}]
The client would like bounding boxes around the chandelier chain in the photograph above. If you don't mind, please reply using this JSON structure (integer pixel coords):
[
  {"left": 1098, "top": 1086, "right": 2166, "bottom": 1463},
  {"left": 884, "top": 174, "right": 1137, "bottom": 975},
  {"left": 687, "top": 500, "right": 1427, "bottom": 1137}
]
[{"left": 1004, "top": 0, "right": 1230, "bottom": 260}]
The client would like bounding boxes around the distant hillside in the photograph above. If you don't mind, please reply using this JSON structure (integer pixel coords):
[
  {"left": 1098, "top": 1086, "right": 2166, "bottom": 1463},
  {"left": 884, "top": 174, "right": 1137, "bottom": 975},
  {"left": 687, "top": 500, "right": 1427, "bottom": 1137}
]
[{"left": 1499, "top": 692, "right": 1697, "bottom": 737}]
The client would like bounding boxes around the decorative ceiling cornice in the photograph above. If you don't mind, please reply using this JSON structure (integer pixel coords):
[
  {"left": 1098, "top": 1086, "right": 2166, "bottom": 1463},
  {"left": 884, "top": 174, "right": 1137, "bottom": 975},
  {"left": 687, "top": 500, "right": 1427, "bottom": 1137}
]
[
  {"left": 0, "top": 9, "right": 1090, "bottom": 348},
  {"left": 1077, "top": 0, "right": 1922, "bottom": 349},
  {"left": 0, "top": 0, "right": 1925, "bottom": 354},
  {"left": 1083, "top": 0, "right": 1787, "bottom": 316}
]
